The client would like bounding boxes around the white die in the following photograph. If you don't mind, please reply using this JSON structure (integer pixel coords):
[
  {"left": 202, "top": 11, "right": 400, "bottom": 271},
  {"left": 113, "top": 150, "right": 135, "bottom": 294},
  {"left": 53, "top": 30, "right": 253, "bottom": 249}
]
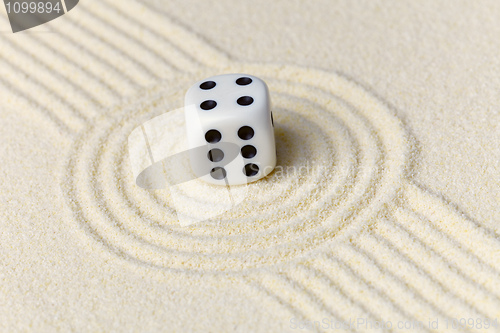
[{"left": 184, "top": 73, "right": 276, "bottom": 185}]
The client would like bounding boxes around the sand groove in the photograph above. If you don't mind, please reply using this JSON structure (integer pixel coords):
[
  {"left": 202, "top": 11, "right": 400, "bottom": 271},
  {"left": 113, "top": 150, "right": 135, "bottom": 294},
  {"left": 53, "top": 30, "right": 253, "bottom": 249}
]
[
  {"left": 75, "top": 5, "right": 178, "bottom": 75},
  {"left": 99, "top": 1, "right": 203, "bottom": 72},
  {"left": 308, "top": 253, "right": 421, "bottom": 332},
  {"left": 367, "top": 224, "right": 491, "bottom": 324},
  {"left": 385, "top": 207, "right": 500, "bottom": 316},
  {"left": 391, "top": 203, "right": 500, "bottom": 300},
  {"left": 332, "top": 242, "right": 468, "bottom": 333},
  {"left": 2, "top": 35, "right": 103, "bottom": 111},
  {"left": 404, "top": 183, "right": 500, "bottom": 271},
  {"left": 109, "top": 0, "right": 233, "bottom": 68}
]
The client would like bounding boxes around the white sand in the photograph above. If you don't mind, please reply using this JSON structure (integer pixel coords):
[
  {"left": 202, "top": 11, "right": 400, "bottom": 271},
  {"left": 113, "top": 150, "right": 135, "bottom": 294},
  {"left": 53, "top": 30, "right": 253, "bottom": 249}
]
[{"left": 0, "top": 0, "right": 499, "bottom": 332}]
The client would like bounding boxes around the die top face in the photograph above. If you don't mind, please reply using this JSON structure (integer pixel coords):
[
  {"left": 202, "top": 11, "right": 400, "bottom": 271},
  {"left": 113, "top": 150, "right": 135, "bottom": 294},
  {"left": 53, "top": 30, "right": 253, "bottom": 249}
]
[{"left": 184, "top": 73, "right": 270, "bottom": 124}]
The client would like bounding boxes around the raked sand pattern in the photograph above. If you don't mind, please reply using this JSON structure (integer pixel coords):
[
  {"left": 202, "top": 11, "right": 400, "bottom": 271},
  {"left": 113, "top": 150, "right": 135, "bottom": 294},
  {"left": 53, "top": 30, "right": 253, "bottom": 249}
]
[{"left": 1, "top": 0, "right": 499, "bottom": 332}]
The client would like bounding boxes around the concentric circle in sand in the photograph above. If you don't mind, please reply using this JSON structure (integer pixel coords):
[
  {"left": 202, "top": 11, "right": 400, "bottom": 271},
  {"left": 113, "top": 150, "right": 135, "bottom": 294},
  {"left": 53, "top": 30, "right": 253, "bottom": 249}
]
[{"left": 62, "top": 65, "right": 409, "bottom": 272}]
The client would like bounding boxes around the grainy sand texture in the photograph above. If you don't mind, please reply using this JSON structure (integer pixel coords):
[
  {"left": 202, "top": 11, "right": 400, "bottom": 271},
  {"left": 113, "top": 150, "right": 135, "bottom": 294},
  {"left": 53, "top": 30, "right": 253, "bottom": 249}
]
[{"left": 0, "top": 0, "right": 499, "bottom": 332}]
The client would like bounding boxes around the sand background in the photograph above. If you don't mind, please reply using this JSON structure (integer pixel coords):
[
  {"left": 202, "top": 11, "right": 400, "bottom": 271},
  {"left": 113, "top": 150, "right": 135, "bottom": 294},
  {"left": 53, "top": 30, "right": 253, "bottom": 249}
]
[{"left": 0, "top": 0, "right": 499, "bottom": 332}]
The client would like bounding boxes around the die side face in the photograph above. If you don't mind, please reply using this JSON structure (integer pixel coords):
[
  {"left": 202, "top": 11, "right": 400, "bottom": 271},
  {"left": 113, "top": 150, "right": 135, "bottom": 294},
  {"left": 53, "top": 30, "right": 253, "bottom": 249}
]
[{"left": 185, "top": 74, "right": 276, "bottom": 185}]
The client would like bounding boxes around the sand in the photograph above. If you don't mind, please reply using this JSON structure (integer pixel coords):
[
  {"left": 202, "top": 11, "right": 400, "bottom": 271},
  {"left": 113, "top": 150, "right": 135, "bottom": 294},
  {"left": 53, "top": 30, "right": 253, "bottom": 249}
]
[{"left": 0, "top": 0, "right": 499, "bottom": 332}]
